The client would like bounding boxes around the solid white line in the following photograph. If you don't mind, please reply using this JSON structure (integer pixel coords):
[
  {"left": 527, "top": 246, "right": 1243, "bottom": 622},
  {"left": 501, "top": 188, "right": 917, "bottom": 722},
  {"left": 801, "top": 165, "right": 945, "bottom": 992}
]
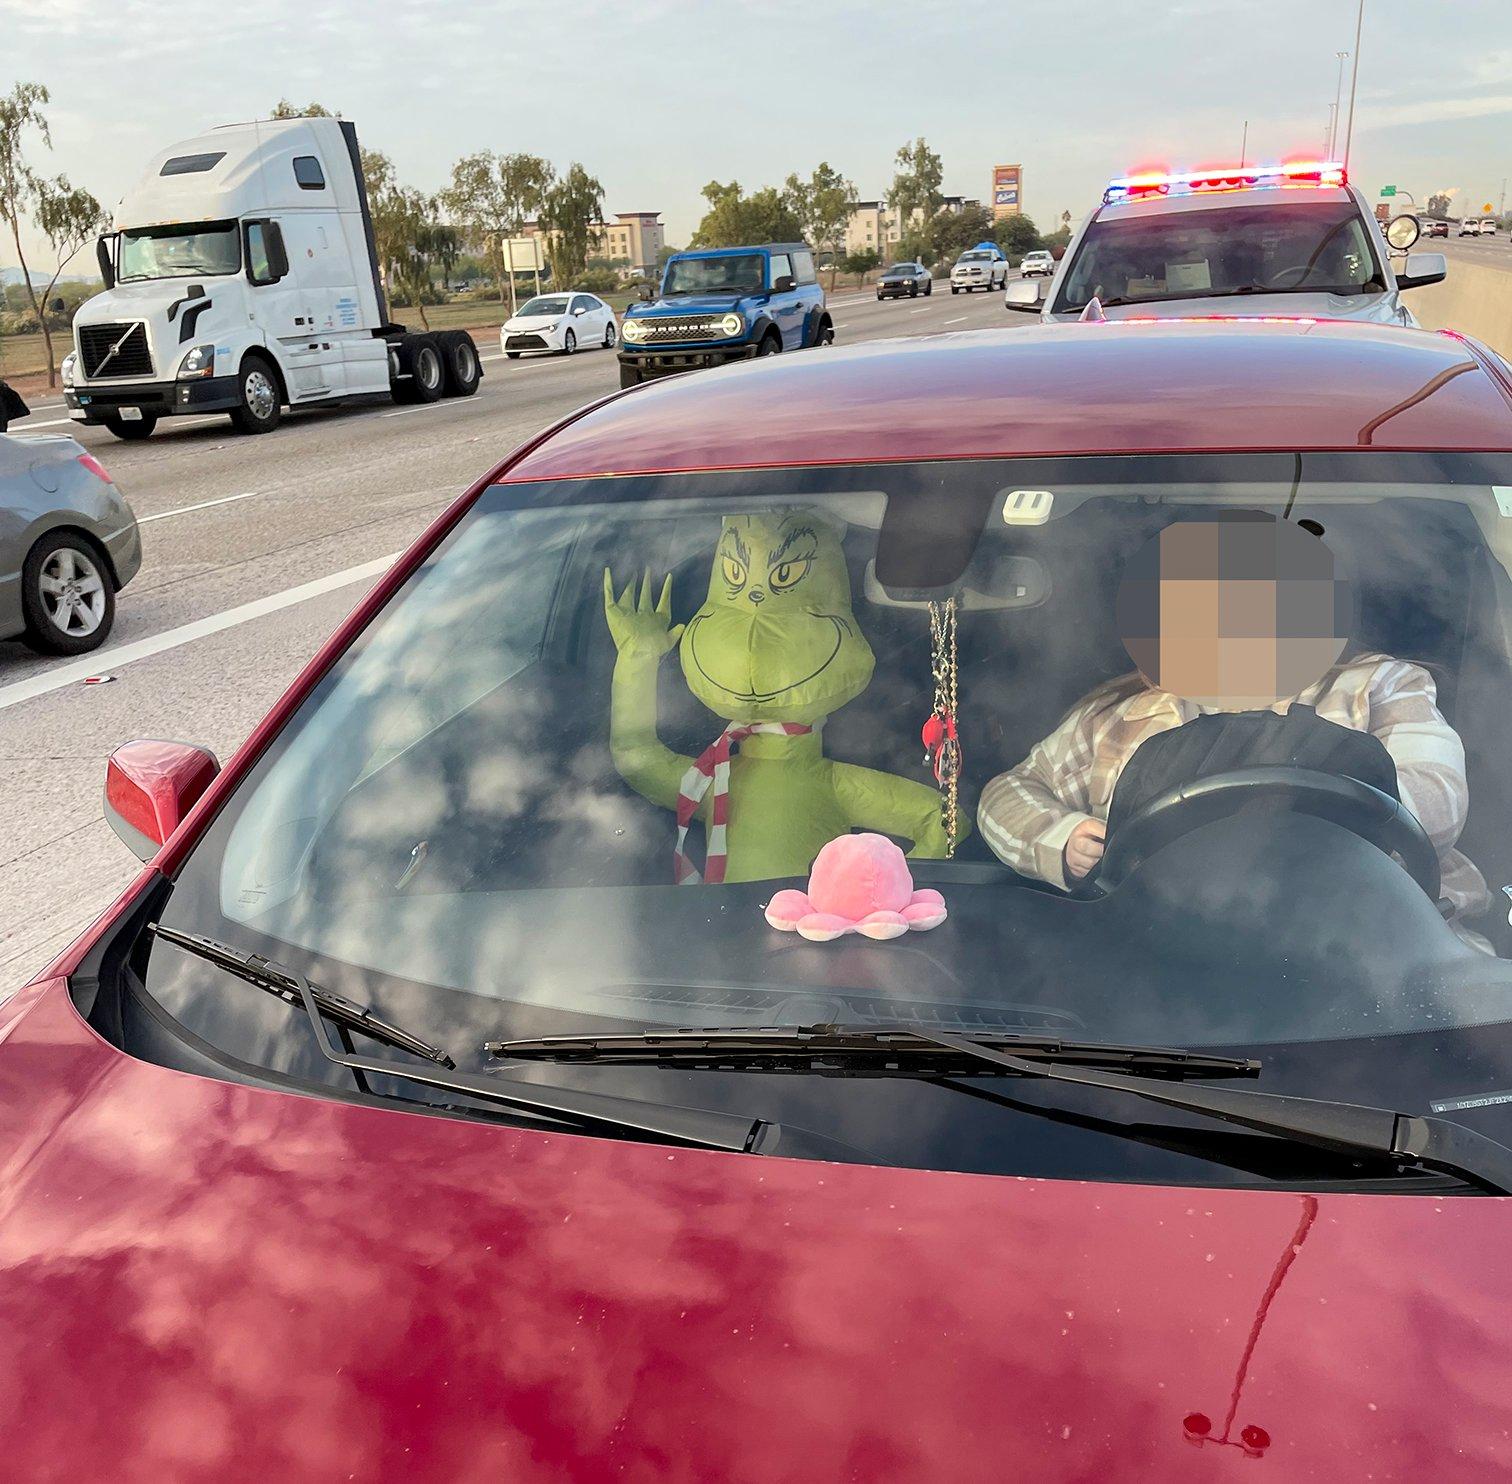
[
  {"left": 910, "top": 308, "right": 930, "bottom": 314},
  {"left": 0, "top": 552, "right": 399, "bottom": 714},
  {"left": 381, "top": 403, "right": 448, "bottom": 418},
  {"left": 944, "top": 316, "right": 968, "bottom": 325},
  {"left": 12, "top": 417, "right": 79, "bottom": 430},
  {"left": 138, "top": 490, "right": 260, "bottom": 524}
]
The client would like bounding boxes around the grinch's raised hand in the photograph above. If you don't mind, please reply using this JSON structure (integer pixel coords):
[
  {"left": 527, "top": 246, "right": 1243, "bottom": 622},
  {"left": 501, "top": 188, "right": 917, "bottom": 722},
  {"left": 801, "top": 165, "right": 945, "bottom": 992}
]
[{"left": 603, "top": 568, "right": 684, "bottom": 661}]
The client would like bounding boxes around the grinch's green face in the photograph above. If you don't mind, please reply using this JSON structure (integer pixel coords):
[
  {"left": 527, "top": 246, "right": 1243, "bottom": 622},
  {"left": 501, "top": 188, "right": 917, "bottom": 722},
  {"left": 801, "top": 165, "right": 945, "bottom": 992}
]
[{"left": 680, "top": 511, "right": 874, "bottom": 725}]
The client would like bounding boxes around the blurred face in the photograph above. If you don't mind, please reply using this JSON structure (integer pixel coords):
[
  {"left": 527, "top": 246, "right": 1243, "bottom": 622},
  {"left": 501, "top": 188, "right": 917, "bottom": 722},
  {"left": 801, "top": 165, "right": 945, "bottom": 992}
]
[{"left": 1116, "top": 513, "right": 1350, "bottom": 709}]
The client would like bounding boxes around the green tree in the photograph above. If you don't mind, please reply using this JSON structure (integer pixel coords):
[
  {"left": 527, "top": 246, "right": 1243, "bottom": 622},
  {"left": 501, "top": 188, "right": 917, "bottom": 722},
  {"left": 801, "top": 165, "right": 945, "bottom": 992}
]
[
  {"left": 840, "top": 247, "right": 880, "bottom": 281},
  {"left": 383, "top": 188, "right": 439, "bottom": 327},
  {"left": 537, "top": 162, "right": 606, "bottom": 287},
  {"left": 419, "top": 222, "right": 462, "bottom": 290},
  {"left": 992, "top": 212, "right": 1044, "bottom": 261},
  {"left": 690, "top": 180, "right": 802, "bottom": 248},
  {"left": 270, "top": 99, "right": 336, "bottom": 118},
  {"left": 784, "top": 162, "right": 854, "bottom": 287},
  {"left": 32, "top": 176, "right": 106, "bottom": 384},
  {"left": 927, "top": 204, "right": 997, "bottom": 266},
  {"left": 888, "top": 138, "right": 943, "bottom": 232},
  {"left": 0, "top": 82, "right": 51, "bottom": 366},
  {"left": 442, "top": 151, "right": 554, "bottom": 312},
  {"left": 1426, "top": 192, "right": 1450, "bottom": 219}
]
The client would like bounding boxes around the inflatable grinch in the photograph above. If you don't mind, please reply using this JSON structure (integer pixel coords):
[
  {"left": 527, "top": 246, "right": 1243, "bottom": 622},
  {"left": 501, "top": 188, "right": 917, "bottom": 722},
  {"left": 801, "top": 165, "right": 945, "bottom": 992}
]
[{"left": 603, "top": 510, "right": 964, "bottom": 884}]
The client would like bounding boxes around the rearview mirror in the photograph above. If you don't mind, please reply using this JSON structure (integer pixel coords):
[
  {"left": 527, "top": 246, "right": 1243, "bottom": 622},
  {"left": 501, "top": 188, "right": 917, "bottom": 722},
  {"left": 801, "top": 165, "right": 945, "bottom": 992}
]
[
  {"left": 95, "top": 234, "right": 116, "bottom": 290},
  {"left": 104, "top": 739, "right": 220, "bottom": 861},
  {"left": 1385, "top": 213, "right": 1422, "bottom": 253},
  {"left": 1004, "top": 279, "right": 1044, "bottom": 312},
  {"left": 1395, "top": 251, "right": 1447, "bottom": 291}
]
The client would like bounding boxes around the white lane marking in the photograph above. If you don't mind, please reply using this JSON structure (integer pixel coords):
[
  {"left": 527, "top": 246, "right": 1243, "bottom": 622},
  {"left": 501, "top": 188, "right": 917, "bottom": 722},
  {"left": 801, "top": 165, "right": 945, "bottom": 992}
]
[
  {"left": 139, "top": 490, "right": 260, "bottom": 524},
  {"left": 944, "top": 316, "right": 968, "bottom": 325},
  {"left": 380, "top": 402, "right": 449, "bottom": 418},
  {"left": 910, "top": 308, "right": 930, "bottom": 314},
  {"left": 12, "top": 417, "right": 79, "bottom": 430},
  {"left": 0, "top": 552, "right": 399, "bottom": 714}
]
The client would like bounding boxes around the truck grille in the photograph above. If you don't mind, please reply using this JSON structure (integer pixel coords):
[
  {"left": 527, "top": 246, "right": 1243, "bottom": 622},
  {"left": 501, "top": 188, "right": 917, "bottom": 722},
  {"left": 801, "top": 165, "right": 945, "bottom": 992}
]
[
  {"left": 78, "top": 322, "right": 154, "bottom": 380},
  {"left": 632, "top": 315, "right": 729, "bottom": 344}
]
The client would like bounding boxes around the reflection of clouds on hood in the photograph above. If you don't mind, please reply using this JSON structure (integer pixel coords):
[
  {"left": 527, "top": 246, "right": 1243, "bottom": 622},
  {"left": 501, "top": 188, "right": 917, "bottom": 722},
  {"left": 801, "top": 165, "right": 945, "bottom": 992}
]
[{"left": 8, "top": 985, "right": 1512, "bottom": 1480}]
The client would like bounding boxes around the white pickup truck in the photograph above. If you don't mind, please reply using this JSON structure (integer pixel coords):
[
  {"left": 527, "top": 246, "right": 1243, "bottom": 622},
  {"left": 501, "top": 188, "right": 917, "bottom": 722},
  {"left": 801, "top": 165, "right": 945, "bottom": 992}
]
[{"left": 63, "top": 117, "right": 481, "bottom": 440}]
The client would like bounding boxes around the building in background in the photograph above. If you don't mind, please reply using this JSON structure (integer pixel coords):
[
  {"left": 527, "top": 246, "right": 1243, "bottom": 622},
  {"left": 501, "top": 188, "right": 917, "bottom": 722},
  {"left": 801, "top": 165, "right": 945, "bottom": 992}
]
[
  {"left": 843, "top": 194, "right": 984, "bottom": 258},
  {"left": 991, "top": 165, "right": 1022, "bottom": 219},
  {"left": 524, "top": 210, "right": 666, "bottom": 280}
]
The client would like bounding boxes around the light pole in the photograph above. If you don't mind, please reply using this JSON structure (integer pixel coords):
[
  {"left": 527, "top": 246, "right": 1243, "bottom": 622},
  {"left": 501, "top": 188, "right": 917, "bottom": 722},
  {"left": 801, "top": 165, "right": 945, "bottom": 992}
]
[
  {"left": 1329, "top": 50, "right": 1349, "bottom": 157},
  {"left": 1325, "top": 103, "right": 1337, "bottom": 158},
  {"left": 1342, "top": 0, "right": 1364, "bottom": 170},
  {"left": 1239, "top": 120, "right": 1248, "bottom": 169}
]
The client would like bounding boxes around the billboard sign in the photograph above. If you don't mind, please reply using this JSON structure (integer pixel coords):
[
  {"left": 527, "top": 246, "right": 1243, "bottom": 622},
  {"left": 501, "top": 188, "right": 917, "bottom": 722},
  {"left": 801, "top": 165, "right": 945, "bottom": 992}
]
[{"left": 992, "top": 164, "right": 1022, "bottom": 218}]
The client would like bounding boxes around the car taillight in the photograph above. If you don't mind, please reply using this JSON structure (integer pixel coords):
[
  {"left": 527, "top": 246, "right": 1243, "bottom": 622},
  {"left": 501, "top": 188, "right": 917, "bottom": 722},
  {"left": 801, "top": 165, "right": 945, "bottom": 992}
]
[{"left": 77, "top": 453, "right": 113, "bottom": 485}]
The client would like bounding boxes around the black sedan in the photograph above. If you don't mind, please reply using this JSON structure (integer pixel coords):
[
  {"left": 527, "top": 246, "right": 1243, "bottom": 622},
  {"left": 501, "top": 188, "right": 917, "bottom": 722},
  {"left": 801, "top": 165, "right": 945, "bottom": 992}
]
[{"left": 876, "top": 262, "right": 933, "bottom": 299}]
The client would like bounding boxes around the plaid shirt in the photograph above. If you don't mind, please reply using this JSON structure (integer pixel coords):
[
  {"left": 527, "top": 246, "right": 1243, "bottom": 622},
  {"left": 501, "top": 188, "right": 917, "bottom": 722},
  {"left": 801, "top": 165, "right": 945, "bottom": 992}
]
[{"left": 978, "top": 654, "right": 1491, "bottom": 921}]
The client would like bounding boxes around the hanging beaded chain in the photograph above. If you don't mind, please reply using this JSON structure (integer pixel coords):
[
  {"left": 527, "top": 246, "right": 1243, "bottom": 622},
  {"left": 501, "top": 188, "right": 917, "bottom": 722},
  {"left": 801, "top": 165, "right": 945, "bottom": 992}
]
[{"left": 922, "top": 596, "right": 961, "bottom": 857}]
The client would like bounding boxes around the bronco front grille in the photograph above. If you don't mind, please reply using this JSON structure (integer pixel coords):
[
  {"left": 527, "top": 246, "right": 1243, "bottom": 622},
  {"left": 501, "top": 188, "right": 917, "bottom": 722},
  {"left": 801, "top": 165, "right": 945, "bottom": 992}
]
[
  {"left": 631, "top": 316, "right": 730, "bottom": 344},
  {"left": 78, "top": 322, "right": 154, "bottom": 380}
]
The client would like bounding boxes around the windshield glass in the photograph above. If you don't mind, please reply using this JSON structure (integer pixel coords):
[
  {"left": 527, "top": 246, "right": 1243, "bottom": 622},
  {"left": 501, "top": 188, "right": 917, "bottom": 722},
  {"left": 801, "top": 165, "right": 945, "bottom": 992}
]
[
  {"left": 517, "top": 296, "right": 569, "bottom": 317},
  {"left": 1057, "top": 201, "right": 1384, "bottom": 310},
  {"left": 662, "top": 254, "right": 766, "bottom": 296},
  {"left": 148, "top": 453, "right": 1512, "bottom": 1182},
  {"left": 118, "top": 221, "right": 241, "bottom": 281},
  {"left": 959, "top": 251, "right": 994, "bottom": 262},
  {"left": 885, "top": 264, "right": 916, "bottom": 274}
]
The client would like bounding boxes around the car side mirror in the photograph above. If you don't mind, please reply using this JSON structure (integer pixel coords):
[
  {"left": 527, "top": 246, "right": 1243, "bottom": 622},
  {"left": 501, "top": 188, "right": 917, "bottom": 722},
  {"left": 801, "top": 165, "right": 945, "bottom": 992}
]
[
  {"left": 772, "top": 274, "right": 797, "bottom": 294},
  {"left": 1385, "top": 213, "right": 1422, "bottom": 253},
  {"left": 638, "top": 282, "right": 655, "bottom": 301},
  {"left": 104, "top": 739, "right": 220, "bottom": 861},
  {"left": 95, "top": 234, "right": 116, "bottom": 290},
  {"left": 1396, "top": 251, "right": 1447, "bottom": 291},
  {"left": 1004, "top": 279, "right": 1044, "bottom": 312}
]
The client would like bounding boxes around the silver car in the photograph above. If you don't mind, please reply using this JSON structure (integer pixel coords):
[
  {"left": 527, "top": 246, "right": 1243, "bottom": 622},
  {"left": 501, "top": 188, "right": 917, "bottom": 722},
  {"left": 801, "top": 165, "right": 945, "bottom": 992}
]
[
  {"left": 1, "top": 433, "right": 141, "bottom": 654},
  {"left": 1007, "top": 164, "right": 1446, "bottom": 325}
]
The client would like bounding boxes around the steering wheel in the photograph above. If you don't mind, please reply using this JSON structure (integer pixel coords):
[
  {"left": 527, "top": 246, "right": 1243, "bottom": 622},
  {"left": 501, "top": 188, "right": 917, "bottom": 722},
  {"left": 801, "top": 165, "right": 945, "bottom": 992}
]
[
  {"left": 1261, "top": 264, "right": 1314, "bottom": 290},
  {"left": 1079, "top": 766, "right": 1440, "bottom": 903}
]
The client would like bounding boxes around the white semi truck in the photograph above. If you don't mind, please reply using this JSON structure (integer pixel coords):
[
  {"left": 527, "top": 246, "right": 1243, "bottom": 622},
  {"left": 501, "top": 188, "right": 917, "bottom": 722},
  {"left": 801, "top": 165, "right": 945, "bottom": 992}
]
[{"left": 63, "top": 117, "right": 480, "bottom": 440}]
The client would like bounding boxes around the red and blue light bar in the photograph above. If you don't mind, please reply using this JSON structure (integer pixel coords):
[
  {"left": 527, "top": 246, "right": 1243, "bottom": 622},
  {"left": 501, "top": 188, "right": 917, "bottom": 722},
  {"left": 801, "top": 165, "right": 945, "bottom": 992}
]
[{"left": 1103, "top": 160, "right": 1347, "bottom": 206}]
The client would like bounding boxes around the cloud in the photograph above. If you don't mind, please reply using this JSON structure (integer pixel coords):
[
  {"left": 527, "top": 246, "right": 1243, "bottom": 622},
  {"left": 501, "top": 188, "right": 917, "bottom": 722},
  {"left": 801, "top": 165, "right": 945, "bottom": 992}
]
[{"left": 1361, "top": 94, "right": 1512, "bottom": 130}]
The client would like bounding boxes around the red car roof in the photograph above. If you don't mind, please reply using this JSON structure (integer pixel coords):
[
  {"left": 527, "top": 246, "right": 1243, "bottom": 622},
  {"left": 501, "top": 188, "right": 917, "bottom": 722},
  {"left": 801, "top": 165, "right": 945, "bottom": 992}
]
[{"left": 502, "top": 320, "right": 1512, "bottom": 483}]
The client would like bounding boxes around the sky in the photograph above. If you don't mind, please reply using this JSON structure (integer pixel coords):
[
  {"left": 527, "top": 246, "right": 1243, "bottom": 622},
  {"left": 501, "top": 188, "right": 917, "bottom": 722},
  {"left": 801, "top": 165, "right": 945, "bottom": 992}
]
[{"left": 2, "top": 0, "right": 1509, "bottom": 271}]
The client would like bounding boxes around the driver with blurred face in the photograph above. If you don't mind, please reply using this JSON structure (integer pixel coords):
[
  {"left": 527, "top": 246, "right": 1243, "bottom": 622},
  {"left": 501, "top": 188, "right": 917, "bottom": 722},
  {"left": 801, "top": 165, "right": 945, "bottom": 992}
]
[{"left": 978, "top": 512, "right": 1490, "bottom": 927}]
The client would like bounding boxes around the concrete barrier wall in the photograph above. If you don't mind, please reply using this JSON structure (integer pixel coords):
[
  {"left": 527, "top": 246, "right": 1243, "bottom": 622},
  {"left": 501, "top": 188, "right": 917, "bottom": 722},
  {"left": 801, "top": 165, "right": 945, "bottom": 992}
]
[{"left": 1408, "top": 259, "right": 1512, "bottom": 361}]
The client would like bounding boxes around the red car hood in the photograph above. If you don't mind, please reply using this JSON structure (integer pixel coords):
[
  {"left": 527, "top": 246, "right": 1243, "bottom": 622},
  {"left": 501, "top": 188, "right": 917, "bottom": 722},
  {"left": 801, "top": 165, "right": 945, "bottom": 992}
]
[{"left": 3, "top": 980, "right": 1508, "bottom": 1482}]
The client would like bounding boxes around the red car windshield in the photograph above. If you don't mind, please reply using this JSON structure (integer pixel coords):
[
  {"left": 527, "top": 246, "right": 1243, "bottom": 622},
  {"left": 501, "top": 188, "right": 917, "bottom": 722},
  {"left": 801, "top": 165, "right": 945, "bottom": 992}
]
[{"left": 145, "top": 451, "right": 1512, "bottom": 1180}]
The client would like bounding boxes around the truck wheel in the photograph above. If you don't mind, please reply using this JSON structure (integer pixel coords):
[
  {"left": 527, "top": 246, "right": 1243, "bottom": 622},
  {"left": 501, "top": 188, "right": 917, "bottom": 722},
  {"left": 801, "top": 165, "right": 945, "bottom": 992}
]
[
  {"left": 407, "top": 337, "right": 445, "bottom": 403},
  {"left": 20, "top": 530, "right": 116, "bottom": 655},
  {"left": 808, "top": 315, "right": 834, "bottom": 348},
  {"left": 102, "top": 412, "right": 159, "bottom": 441},
  {"left": 437, "top": 332, "right": 481, "bottom": 397},
  {"left": 619, "top": 364, "right": 642, "bottom": 389},
  {"left": 951, "top": 285, "right": 959, "bottom": 295},
  {"left": 757, "top": 332, "right": 781, "bottom": 356},
  {"left": 229, "top": 357, "right": 282, "bottom": 434},
  {"left": 925, "top": 279, "right": 932, "bottom": 295}
]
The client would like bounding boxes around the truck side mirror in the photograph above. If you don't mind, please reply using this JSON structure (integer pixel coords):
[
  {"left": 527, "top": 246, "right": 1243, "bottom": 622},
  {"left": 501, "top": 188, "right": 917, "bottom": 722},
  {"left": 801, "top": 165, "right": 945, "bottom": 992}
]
[
  {"left": 1396, "top": 251, "right": 1447, "bottom": 291},
  {"left": 772, "top": 274, "right": 797, "bottom": 294},
  {"left": 1004, "top": 279, "right": 1045, "bottom": 312},
  {"left": 245, "top": 220, "right": 290, "bottom": 286},
  {"left": 638, "top": 281, "right": 655, "bottom": 301},
  {"left": 96, "top": 234, "right": 116, "bottom": 290}
]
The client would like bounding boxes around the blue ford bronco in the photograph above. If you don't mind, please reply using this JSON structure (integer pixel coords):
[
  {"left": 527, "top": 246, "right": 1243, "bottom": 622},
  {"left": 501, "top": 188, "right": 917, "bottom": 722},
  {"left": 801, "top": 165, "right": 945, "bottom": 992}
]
[{"left": 617, "top": 243, "right": 833, "bottom": 388}]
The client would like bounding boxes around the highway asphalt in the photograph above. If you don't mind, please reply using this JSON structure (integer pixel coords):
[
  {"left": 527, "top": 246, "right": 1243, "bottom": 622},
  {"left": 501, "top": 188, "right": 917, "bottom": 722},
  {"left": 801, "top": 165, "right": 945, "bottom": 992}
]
[{"left": 0, "top": 281, "right": 1019, "bottom": 986}]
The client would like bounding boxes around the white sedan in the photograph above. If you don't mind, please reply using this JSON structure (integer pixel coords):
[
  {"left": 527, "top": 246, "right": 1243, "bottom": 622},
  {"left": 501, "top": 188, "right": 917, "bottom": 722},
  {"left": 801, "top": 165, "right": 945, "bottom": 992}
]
[{"left": 500, "top": 293, "right": 618, "bottom": 357}]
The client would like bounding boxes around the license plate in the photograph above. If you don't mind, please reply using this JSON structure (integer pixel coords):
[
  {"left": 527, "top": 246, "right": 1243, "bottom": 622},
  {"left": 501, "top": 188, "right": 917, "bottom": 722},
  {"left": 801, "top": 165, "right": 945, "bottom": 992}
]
[{"left": 118, "top": 407, "right": 144, "bottom": 422}]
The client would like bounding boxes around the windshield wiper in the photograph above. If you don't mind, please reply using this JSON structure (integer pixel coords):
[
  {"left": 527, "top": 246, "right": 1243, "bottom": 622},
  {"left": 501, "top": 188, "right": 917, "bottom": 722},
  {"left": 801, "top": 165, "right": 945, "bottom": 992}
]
[
  {"left": 488, "top": 1024, "right": 1512, "bottom": 1194},
  {"left": 149, "top": 925, "right": 781, "bottom": 1154},
  {"left": 487, "top": 1024, "right": 1260, "bottom": 1079}
]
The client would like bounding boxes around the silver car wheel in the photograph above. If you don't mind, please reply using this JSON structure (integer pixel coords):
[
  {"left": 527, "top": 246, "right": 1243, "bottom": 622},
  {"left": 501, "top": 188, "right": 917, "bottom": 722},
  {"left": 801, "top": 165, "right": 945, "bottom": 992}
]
[
  {"left": 245, "top": 368, "right": 277, "bottom": 420},
  {"left": 38, "top": 546, "right": 107, "bottom": 637}
]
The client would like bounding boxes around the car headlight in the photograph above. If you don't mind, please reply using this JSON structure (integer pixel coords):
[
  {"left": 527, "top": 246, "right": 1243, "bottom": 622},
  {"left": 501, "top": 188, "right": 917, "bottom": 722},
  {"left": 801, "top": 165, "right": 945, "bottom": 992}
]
[
  {"left": 719, "top": 313, "right": 744, "bottom": 338},
  {"left": 178, "top": 344, "right": 216, "bottom": 379},
  {"left": 60, "top": 352, "right": 77, "bottom": 386},
  {"left": 622, "top": 318, "right": 647, "bottom": 342}
]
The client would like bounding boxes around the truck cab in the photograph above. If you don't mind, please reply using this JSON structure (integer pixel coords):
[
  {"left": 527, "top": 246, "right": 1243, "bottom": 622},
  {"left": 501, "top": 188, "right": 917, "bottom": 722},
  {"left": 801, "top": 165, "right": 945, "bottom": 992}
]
[
  {"left": 617, "top": 244, "right": 831, "bottom": 388},
  {"left": 63, "top": 117, "right": 479, "bottom": 439}
]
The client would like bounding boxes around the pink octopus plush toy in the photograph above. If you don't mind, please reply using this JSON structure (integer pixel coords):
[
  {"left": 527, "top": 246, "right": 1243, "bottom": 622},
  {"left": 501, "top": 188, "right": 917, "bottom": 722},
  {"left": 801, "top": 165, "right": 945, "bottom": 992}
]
[{"left": 764, "top": 833, "right": 948, "bottom": 942}]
